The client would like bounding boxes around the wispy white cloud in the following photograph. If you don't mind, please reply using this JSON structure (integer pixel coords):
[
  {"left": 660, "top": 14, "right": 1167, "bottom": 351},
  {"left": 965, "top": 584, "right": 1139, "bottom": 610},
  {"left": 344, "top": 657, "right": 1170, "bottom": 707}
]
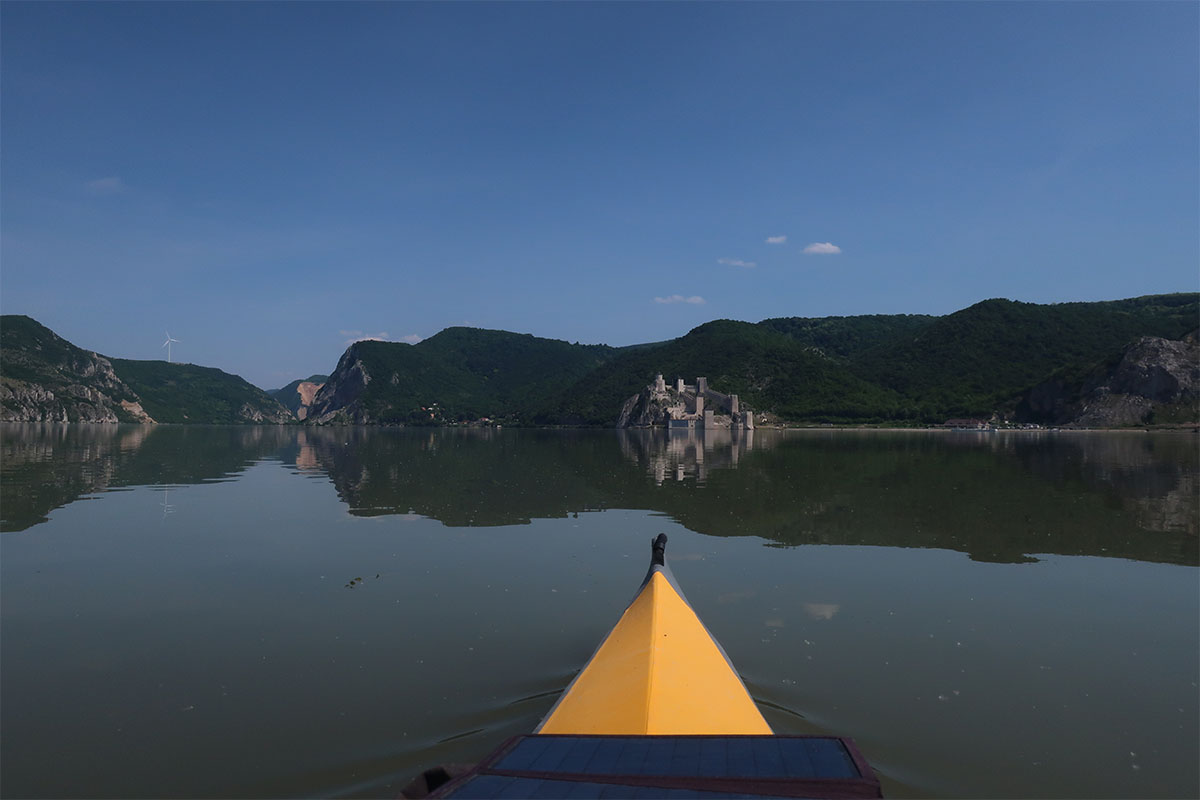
[
  {"left": 654, "top": 295, "right": 706, "bottom": 305},
  {"left": 766, "top": 235, "right": 787, "bottom": 244},
  {"left": 400, "top": 334, "right": 423, "bottom": 344},
  {"left": 85, "top": 176, "right": 125, "bottom": 195},
  {"left": 340, "top": 330, "right": 390, "bottom": 345},
  {"left": 803, "top": 242, "right": 842, "bottom": 255},
  {"left": 717, "top": 258, "right": 756, "bottom": 268}
]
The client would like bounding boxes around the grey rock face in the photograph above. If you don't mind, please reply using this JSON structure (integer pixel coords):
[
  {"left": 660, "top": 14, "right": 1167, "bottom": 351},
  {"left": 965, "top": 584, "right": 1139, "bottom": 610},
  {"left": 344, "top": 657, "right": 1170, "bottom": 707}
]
[
  {"left": 1072, "top": 335, "right": 1198, "bottom": 427},
  {"left": 617, "top": 387, "right": 675, "bottom": 428},
  {"left": 308, "top": 345, "right": 374, "bottom": 424},
  {"left": 1024, "top": 333, "right": 1198, "bottom": 427},
  {"left": 236, "top": 402, "right": 294, "bottom": 425},
  {"left": 0, "top": 348, "right": 154, "bottom": 424}
]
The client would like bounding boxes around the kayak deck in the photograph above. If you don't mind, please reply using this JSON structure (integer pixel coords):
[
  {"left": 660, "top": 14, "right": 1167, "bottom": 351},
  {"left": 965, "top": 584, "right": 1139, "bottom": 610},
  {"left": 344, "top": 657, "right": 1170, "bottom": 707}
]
[{"left": 427, "top": 734, "right": 882, "bottom": 798}]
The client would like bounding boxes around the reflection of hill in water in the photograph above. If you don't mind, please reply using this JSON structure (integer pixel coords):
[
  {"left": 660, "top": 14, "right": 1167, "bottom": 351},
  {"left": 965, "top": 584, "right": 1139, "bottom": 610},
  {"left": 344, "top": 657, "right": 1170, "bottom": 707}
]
[
  {"left": 297, "top": 427, "right": 1195, "bottom": 566},
  {"left": 3, "top": 425, "right": 1196, "bottom": 566},
  {"left": 289, "top": 427, "right": 614, "bottom": 525},
  {"left": 1006, "top": 432, "right": 1198, "bottom": 542},
  {"left": 652, "top": 431, "right": 1197, "bottom": 565},
  {"left": 0, "top": 424, "right": 294, "bottom": 531}
]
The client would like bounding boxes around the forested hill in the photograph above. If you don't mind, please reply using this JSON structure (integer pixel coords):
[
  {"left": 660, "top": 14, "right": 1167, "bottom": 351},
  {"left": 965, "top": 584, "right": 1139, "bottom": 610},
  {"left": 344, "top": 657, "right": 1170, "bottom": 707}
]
[
  {"left": 0, "top": 315, "right": 151, "bottom": 423},
  {"left": 538, "top": 320, "right": 902, "bottom": 425},
  {"left": 756, "top": 313, "right": 937, "bottom": 362},
  {"left": 307, "top": 293, "right": 1196, "bottom": 426},
  {"left": 0, "top": 314, "right": 292, "bottom": 424},
  {"left": 109, "top": 359, "right": 292, "bottom": 424},
  {"left": 845, "top": 295, "right": 1199, "bottom": 418},
  {"left": 305, "top": 328, "right": 617, "bottom": 424},
  {"left": 3, "top": 293, "right": 1196, "bottom": 426}
]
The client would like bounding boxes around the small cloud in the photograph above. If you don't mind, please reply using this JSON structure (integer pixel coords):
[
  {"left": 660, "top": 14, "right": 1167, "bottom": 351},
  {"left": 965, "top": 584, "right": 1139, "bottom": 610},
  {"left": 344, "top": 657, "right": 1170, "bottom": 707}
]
[
  {"left": 803, "top": 242, "right": 842, "bottom": 255},
  {"left": 340, "top": 330, "right": 390, "bottom": 345},
  {"left": 766, "top": 235, "right": 787, "bottom": 244},
  {"left": 400, "top": 334, "right": 423, "bottom": 344},
  {"left": 654, "top": 295, "right": 706, "bottom": 305},
  {"left": 85, "top": 176, "right": 125, "bottom": 195},
  {"left": 717, "top": 258, "right": 756, "bottom": 269}
]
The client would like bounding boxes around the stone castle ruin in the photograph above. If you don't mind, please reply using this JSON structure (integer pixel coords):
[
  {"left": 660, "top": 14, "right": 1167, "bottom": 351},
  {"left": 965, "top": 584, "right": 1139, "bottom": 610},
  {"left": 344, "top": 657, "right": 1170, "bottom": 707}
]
[{"left": 616, "top": 374, "right": 755, "bottom": 430}]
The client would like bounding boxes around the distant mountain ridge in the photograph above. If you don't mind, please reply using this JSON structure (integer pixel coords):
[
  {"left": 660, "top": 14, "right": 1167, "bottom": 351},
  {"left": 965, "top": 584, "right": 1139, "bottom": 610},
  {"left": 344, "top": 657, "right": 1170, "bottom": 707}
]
[
  {"left": 2, "top": 293, "right": 1197, "bottom": 426},
  {"left": 308, "top": 293, "right": 1198, "bottom": 427}
]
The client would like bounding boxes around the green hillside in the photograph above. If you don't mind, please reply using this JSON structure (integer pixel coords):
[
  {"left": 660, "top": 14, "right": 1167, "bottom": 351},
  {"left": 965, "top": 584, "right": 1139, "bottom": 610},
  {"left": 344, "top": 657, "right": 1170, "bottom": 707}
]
[
  {"left": 1, "top": 315, "right": 146, "bottom": 422},
  {"left": 110, "top": 359, "right": 292, "bottom": 424},
  {"left": 756, "top": 313, "right": 936, "bottom": 361},
  {"left": 538, "top": 320, "right": 903, "bottom": 425},
  {"left": 849, "top": 293, "right": 1199, "bottom": 420},
  {"left": 10, "top": 292, "right": 1192, "bottom": 427},
  {"left": 316, "top": 329, "right": 616, "bottom": 423}
]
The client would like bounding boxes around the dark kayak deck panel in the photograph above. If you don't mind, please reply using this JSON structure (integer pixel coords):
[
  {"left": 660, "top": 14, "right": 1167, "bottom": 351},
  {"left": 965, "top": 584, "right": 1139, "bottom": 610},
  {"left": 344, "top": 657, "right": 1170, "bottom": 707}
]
[{"left": 428, "top": 735, "right": 882, "bottom": 799}]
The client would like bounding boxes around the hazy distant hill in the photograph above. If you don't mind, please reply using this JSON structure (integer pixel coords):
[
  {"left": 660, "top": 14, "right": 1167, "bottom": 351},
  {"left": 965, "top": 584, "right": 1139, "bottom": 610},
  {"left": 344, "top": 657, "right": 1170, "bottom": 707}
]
[
  {"left": 269, "top": 374, "right": 328, "bottom": 420},
  {"left": 307, "top": 328, "right": 616, "bottom": 424},
  {"left": 110, "top": 359, "right": 293, "bottom": 424},
  {"left": 1, "top": 315, "right": 152, "bottom": 423}
]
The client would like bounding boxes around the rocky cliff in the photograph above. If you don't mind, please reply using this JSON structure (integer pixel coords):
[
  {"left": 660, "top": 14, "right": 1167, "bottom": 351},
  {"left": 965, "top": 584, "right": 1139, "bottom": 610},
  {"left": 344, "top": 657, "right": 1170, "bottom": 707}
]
[
  {"left": 1021, "top": 332, "right": 1199, "bottom": 427},
  {"left": 269, "top": 375, "right": 328, "bottom": 421},
  {"left": 307, "top": 344, "right": 375, "bottom": 424},
  {"left": 294, "top": 381, "right": 323, "bottom": 420},
  {"left": 2, "top": 315, "right": 291, "bottom": 425},
  {"left": 617, "top": 383, "right": 676, "bottom": 427},
  {"left": 1, "top": 316, "right": 154, "bottom": 423}
]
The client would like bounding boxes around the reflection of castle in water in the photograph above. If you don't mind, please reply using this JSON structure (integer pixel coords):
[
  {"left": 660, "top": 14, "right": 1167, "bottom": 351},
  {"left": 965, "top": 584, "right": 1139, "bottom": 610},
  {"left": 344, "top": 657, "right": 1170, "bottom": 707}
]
[{"left": 618, "top": 426, "right": 777, "bottom": 485}]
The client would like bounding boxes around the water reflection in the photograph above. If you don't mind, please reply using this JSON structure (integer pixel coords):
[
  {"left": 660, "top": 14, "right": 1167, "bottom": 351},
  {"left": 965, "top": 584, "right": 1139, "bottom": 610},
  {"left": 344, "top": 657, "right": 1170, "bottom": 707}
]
[
  {"left": 0, "top": 424, "right": 294, "bottom": 532},
  {"left": 1, "top": 424, "right": 1196, "bottom": 566},
  {"left": 618, "top": 427, "right": 769, "bottom": 484},
  {"left": 1, "top": 425, "right": 1197, "bottom": 799}
]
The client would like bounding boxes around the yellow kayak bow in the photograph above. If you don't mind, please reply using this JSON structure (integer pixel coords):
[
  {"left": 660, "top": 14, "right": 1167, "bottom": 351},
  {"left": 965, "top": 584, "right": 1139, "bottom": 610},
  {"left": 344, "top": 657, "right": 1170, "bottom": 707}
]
[
  {"left": 535, "top": 533, "right": 772, "bottom": 736},
  {"left": 403, "top": 533, "right": 882, "bottom": 798}
]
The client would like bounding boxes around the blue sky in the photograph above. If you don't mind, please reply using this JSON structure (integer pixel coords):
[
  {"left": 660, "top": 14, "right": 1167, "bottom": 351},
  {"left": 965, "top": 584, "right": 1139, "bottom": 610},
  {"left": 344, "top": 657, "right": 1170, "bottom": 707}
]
[{"left": 2, "top": 1, "right": 1196, "bottom": 390}]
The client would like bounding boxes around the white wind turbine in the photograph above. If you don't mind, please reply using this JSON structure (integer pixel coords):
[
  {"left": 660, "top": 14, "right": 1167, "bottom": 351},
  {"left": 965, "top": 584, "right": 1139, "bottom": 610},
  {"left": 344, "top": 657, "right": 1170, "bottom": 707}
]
[{"left": 162, "top": 332, "right": 180, "bottom": 363}]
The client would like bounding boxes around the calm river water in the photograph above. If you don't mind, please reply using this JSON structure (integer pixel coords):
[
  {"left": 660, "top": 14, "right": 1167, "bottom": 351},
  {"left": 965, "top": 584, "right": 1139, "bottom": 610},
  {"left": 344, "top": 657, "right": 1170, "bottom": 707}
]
[{"left": 1, "top": 425, "right": 1197, "bottom": 799}]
